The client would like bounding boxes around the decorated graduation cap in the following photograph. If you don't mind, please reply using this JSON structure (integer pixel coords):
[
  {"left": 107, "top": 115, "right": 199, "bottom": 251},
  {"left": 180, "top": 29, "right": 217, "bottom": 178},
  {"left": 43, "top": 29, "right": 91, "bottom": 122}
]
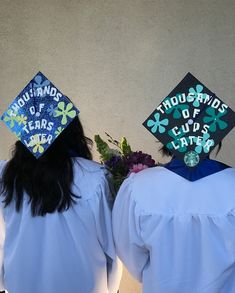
[
  {"left": 1, "top": 72, "right": 79, "bottom": 158},
  {"left": 143, "top": 72, "right": 235, "bottom": 167}
]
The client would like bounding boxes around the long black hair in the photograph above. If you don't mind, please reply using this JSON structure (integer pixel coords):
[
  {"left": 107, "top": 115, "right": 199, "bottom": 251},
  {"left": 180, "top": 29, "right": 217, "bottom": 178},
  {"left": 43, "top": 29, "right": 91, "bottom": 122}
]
[{"left": 1, "top": 116, "right": 92, "bottom": 216}]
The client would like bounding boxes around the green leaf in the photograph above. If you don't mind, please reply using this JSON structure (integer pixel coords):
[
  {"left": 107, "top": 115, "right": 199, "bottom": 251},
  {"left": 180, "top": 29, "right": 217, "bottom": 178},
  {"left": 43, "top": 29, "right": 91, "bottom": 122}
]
[
  {"left": 120, "top": 137, "right": 132, "bottom": 156},
  {"left": 94, "top": 135, "right": 114, "bottom": 162}
]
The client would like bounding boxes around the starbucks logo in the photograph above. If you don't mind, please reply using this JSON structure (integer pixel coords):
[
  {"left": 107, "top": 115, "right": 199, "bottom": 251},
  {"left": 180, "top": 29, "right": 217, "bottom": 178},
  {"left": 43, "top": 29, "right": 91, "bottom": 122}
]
[{"left": 184, "top": 151, "right": 200, "bottom": 167}]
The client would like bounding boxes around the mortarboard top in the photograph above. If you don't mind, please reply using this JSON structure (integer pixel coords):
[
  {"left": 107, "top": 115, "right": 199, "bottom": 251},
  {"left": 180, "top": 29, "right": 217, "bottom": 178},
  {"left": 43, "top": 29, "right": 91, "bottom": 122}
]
[
  {"left": 1, "top": 72, "right": 79, "bottom": 158},
  {"left": 143, "top": 72, "right": 235, "bottom": 167}
]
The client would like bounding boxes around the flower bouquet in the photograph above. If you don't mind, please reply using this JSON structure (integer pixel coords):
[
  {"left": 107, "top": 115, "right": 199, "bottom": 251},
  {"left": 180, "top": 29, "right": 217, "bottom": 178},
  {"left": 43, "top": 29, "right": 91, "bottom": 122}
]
[{"left": 94, "top": 133, "right": 156, "bottom": 193}]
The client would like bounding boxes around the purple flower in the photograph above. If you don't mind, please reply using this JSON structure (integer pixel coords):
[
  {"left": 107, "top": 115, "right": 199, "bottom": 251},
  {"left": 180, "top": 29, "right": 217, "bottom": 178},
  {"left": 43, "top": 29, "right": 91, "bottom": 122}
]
[
  {"left": 105, "top": 155, "right": 129, "bottom": 177},
  {"left": 105, "top": 155, "right": 122, "bottom": 169},
  {"left": 95, "top": 133, "right": 157, "bottom": 193},
  {"left": 128, "top": 163, "right": 149, "bottom": 175},
  {"left": 125, "top": 151, "right": 156, "bottom": 169}
]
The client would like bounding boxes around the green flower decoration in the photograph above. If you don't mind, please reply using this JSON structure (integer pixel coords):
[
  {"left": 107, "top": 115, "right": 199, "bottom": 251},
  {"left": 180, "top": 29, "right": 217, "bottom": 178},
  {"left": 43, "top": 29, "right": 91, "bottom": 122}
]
[
  {"left": 16, "top": 114, "right": 27, "bottom": 126},
  {"left": 203, "top": 107, "right": 228, "bottom": 132},
  {"left": 194, "top": 132, "right": 215, "bottom": 154},
  {"left": 167, "top": 128, "right": 189, "bottom": 153},
  {"left": 54, "top": 102, "right": 77, "bottom": 125},
  {"left": 29, "top": 135, "right": 47, "bottom": 154},
  {"left": 55, "top": 126, "right": 64, "bottom": 137},
  {"left": 147, "top": 113, "right": 169, "bottom": 133},
  {"left": 3, "top": 110, "right": 18, "bottom": 128},
  {"left": 165, "top": 96, "right": 189, "bottom": 119},
  {"left": 188, "top": 84, "right": 207, "bottom": 107},
  {"left": 16, "top": 131, "right": 21, "bottom": 140}
]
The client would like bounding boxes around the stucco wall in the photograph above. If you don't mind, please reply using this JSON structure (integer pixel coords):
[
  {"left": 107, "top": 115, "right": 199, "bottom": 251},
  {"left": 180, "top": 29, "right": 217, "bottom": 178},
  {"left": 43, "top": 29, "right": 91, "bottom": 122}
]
[{"left": 1, "top": 0, "right": 235, "bottom": 292}]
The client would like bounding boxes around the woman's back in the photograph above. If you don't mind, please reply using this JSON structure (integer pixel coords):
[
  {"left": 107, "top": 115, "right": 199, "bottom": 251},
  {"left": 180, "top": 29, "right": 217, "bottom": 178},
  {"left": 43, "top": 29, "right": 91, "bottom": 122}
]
[
  {"left": 113, "top": 166, "right": 235, "bottom": 293},
  {"left": 1, "top": 158, "right": 119, "bottom": 293}
]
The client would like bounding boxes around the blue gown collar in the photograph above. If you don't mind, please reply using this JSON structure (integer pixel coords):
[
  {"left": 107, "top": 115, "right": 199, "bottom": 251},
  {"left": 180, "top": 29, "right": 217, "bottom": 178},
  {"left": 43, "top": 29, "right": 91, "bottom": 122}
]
[{"left": 164, "top": 158, "right": 230, "bottom": 181}]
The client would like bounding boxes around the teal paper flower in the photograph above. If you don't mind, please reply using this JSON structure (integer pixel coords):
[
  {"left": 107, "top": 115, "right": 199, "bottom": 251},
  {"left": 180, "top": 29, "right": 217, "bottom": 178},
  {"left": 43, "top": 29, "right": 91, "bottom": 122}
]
[
  {"left": 188, "top": 84, "right": 207, "bottom": 107},
  {"left": 147, "top": 113, "right": 169, "bottom": 133},
  {"left": 194, "top": 133, "right": 215, "bottom": 154},
  {"left": 54, "top": 102, "right": 77, "bottom": 125},
  {"left": 165, "top": 96, "right": 189, "bottom": 119},
  {"left": 203, "top": 107, "right": 228, "bottom": 132},
  {"left": 166, "top": 128, "right": 189, "bottom": 153},
  {"left": 3, "top": 110, "right": 18, "bottom": 128}
]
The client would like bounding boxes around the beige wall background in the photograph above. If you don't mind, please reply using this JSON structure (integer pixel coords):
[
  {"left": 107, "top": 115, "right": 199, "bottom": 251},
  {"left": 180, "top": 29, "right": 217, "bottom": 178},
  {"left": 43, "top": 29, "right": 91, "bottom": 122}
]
[{"left": 1, "top": 0, "right": 235, "bottom": 292}]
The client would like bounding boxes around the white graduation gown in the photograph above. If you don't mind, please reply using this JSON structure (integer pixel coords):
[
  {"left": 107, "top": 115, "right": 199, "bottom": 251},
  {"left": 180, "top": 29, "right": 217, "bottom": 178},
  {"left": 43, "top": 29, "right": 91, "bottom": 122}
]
[
  {"left": 112, "top": 166, "right": 235, "bottom": 293},
  {"left": 0, "top": 158, "right": 121, "bottom": 293}
]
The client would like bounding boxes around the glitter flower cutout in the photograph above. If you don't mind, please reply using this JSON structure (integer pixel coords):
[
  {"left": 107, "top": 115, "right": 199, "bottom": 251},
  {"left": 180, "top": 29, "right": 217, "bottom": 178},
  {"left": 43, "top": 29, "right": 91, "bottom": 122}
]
[
  {"left": 194, "top": 132, "right": 215, "bottom": 154},
  {"left": 55, "top": 126, "right": 64, "bottom": 137},
  {"left": 47, "top": 105, "right": 58, "bottom": 117},
  {"left": 29, "top": 135, "right": 47, "bottom": 154},
  {"left": 147, "top": 113, "right": 169, "bottom": 133},
  {"left": 203, "top": 107, "right": 228, "bottom": 132},
  {"left": 16, "top": 114, "right": 27, "bottom": 126},
  {"left": 54, "top": 102, "right": 77, "bottom": 125},
  {"left": 3, "top": 110, "right": 18, "bottom": 128},
  {"left": 33, "top": 74, "right": 50, "bottom": 88},
  {"left": 16, "top": 132, "right": 21, "bottom": 140}
]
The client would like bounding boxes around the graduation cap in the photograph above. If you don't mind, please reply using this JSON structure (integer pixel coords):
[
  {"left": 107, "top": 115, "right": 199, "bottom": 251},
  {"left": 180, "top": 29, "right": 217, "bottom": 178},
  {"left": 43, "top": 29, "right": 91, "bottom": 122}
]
[
  {"left": 143, "top": 72, "right": 235, "bottom": 167},
  {"left": 1, "top": 72, "right": 79, "bottom": 158}
]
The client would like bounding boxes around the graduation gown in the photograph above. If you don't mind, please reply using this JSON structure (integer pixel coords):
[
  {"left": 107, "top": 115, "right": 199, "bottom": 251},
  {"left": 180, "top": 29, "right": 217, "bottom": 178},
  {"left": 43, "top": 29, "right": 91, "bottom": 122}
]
[
  {"left": 112, "top": 162, "right": 235, "bottom": 293},
  {"left": 0, "top": 158, "right": 121, "bottom": 293}
]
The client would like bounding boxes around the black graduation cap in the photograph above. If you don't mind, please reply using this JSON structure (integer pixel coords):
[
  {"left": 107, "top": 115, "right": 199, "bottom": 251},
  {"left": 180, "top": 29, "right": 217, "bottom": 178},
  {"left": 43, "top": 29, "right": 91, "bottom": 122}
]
[{"left": 143, "top": 72, "right": 235, "bottom": 167}]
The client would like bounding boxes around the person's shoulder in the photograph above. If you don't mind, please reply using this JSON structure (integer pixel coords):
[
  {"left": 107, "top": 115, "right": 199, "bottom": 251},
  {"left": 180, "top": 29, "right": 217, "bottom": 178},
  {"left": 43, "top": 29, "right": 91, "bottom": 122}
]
[
  {"left": 71, "top": 157, "right": 109, "bottom": 199},
  {"left": 74, "top": 157, "right": 103, "bottom": 171},
  {"left": 120, "top": 166, "right": 180, "bottom": 209},
  {"left": 134, "top": 165, "right": 169, "bottom": 178},
  {"left": 212, "top": 167, "right": 235, "bottom": 185},
  {"left": 119, "top": 166, "right": 168, "bottom": 198},
  {"left": 223, "top": 167, "right": 235, "bottom": 176},
  {"left": 130, "top": 165, "right": 173, "bottom": 187},
  {"left": 0, "top": 160, "right": 7, "bottom": 167},
  {"left": 0, "top": 160, "right": 7, "bottom": 175},
  {"left": 73, "top": 157, "right": 107, "bottom": 178}
]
